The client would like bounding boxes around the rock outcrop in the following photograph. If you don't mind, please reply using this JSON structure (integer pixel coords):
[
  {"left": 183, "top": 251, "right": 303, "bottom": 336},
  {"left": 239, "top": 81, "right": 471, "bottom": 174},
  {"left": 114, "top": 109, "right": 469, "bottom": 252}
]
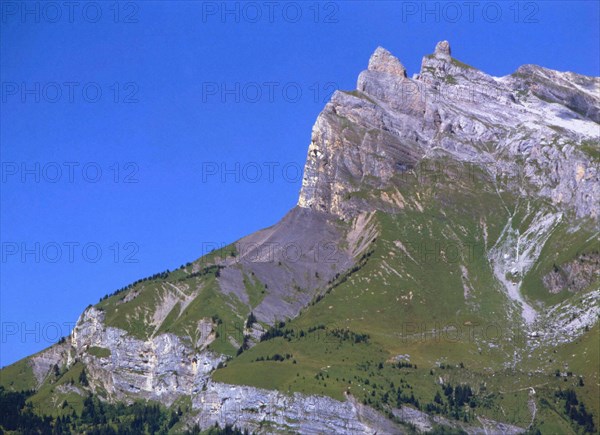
[
  {"left": 70, "top": 307, "right": 225, "bottom": 405},
  {"left": 542, "top": 252, "right": 600, "bottom": 294},
  {"left": 434, "top": 40, "right": 451, "bottom": 59},
  {"left": 190, "top": 383, "right": 402, "bottom": 434}
]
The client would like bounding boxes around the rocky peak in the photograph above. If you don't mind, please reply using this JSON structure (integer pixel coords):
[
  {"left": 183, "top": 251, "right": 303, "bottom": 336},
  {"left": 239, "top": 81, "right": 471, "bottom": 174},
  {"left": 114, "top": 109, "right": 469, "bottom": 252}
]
[
  {"left": 367, "top": 46, "right": 407, "bottom": 78},
  {"left": 416, "top": 41, "right": 468, "bottom": 83},
  {"left": 299, "top": 42, "right": 600, "bottom": 220},
  {"left": 418, "top": 41, "right": 463, "bottom": 78},
  {"left": 434, "top": 40, "right": 451, "bottom": 59}
]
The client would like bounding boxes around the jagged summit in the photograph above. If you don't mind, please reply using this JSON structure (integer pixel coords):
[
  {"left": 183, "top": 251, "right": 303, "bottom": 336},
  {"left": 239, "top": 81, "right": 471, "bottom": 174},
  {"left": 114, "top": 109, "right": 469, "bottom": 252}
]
[
  {"left": 367, "top": 46, "right": 407, "bottom": 77},
  {"left": 364, "top": 41, "right": 455, "bottom": 82},
  {"left": 300, "top": 42, "right": 599, "bottom": 219}
]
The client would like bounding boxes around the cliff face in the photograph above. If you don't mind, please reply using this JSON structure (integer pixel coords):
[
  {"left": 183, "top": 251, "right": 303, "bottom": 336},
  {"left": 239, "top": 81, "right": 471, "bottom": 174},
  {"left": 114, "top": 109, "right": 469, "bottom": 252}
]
[
  {"left": 3, "top": 42, "right": 599, "bottom": 434},
  {"left": 70, "top": 307, "right": 224, "bottom": 404},
  {"left": 298, "top": 42, "right": 599, "bottom": 220},
  {"left": 62, "top": 307, "right": 403, "bottom": 434}
]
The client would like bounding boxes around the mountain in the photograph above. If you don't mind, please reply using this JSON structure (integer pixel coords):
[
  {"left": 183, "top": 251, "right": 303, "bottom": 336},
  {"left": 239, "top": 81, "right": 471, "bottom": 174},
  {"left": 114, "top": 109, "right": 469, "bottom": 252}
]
[{"left": 1, "top": 41, "right": 599, "bottom": 434}]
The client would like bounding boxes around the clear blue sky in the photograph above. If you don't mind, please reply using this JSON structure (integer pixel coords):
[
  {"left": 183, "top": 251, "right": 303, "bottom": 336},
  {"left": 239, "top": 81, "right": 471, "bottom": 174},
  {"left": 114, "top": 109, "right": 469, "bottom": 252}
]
[{"left": 1, "top": 1, "right": 599, "bottom": 366}]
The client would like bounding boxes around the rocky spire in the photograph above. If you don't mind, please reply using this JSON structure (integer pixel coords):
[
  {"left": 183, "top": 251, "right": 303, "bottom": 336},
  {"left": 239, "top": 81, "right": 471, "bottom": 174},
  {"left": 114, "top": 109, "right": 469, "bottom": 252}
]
[
  {"left": 367, "top": 47, "right": 407, "bottom": 78},
  {"left": 434, "top": 40, "right": 451, "bottom": 60}
]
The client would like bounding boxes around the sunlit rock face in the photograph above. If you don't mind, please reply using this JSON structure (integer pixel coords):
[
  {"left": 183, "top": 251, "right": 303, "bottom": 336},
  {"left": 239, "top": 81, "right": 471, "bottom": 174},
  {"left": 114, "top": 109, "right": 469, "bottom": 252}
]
[
  {"left": 70, "top": 307, "right": 225, "bottom": 405},
  {"left": 299, "top": 41, "right": 599, "bottom": 220}
]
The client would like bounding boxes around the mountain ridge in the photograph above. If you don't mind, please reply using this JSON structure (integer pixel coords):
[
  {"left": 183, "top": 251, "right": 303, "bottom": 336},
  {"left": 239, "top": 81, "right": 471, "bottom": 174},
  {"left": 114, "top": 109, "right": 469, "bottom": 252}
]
[
  {"left": 2, "top": 41, "right": 599, "bottom": 435},
  {"left": 299, "top": 41, "right": 598, "bottom": 219}
]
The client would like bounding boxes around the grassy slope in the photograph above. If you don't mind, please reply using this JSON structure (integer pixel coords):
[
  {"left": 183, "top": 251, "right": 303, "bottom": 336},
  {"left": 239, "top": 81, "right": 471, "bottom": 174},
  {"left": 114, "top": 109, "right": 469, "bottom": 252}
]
[
  {"left": 0, "top": 357, "right": 37, "bottom": 391},
  {"left": 1, "top": 158, "right": 597, "bottom": 432},
  {"left": 96, "top": 244, "right": 253, "bottom": 356},
  {"left": 213, "top": 167, "right": 599, "bottom": 430},
  {"left": 28, "top": 362, "right": 87, "bottom": 417}
]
